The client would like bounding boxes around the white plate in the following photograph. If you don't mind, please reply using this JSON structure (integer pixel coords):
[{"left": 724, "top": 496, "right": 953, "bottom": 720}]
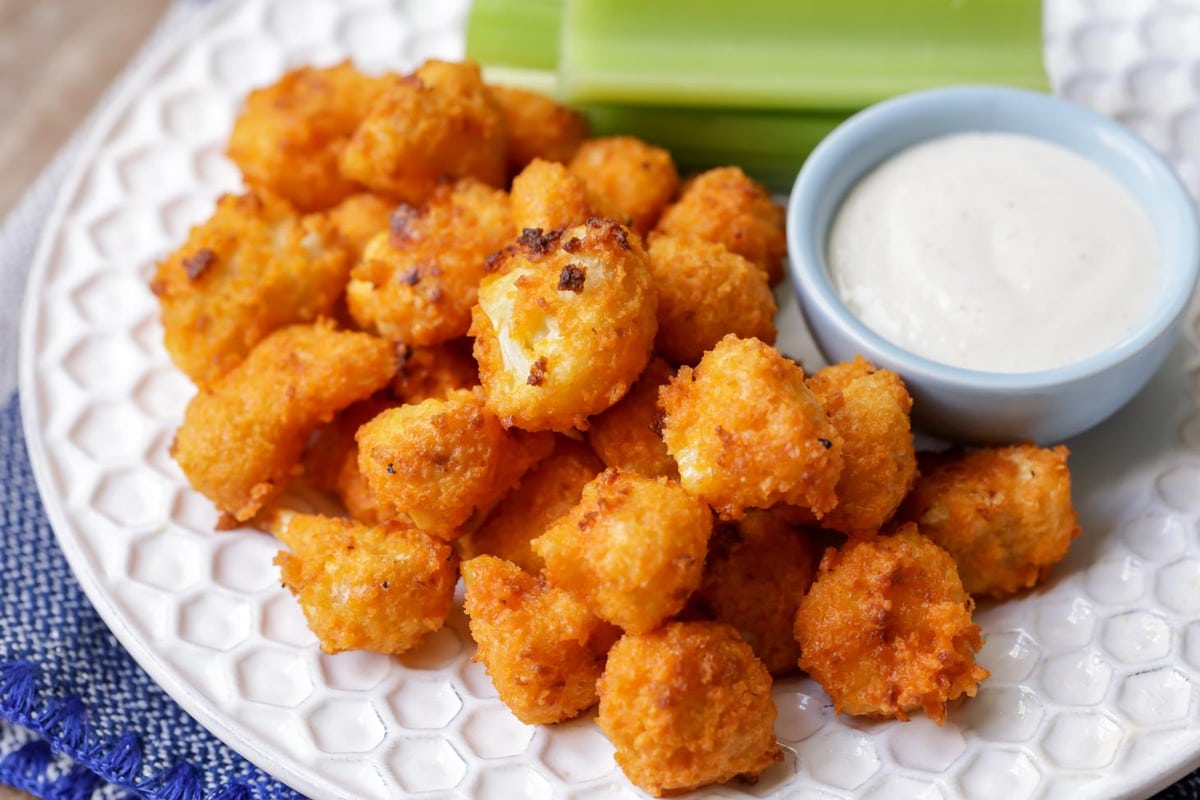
[{"left": 18, "top": 0, "right": 1200, "bottom": 798}]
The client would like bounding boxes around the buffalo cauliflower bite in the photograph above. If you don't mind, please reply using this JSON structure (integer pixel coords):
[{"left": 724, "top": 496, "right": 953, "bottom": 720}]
[
  {"left": 532, "top": 468, "right": 711, "bottom": 633},
  {"left": 325, "top": 192, "right": 394, "bottom": 259},
  {"left": 458, "top": 438, "right": 604, "bottom": 574},
  {"left": 227, "top": 62, "right": 388, "bottom": 212},
  {"left": 488, "top": 85, "right": 590, "bottom": 174},
  {"left": 339, "top": 59, "right": 506, "bottom": 204},
  {"left": 653, "top": 166, "right": 786, "bottom": 283},
  {"left": 898, "top": 444, "right": 1080, "bottom": 599},
  {"left": 172, "top": 322, "right": 398, "bottom": 525},
  {"left": 794, "top": 523, "right": 989, "bottom": 723},
  {"left": 807, "top": 357, "right": 918, "bottom": 536},
  {"left": 597, "top": 621, "right": 782, "bottom": 796},
  {"left": 463, "top": 556, "right": 619, "bottom": 724},
  {"left": 390, "top": 340, "right": 479, "bottom": 403},
  {"left": 659, "top": 335, "right": 843, "bottom": 520},
  {"left": 267, "top": 510, "right": 457, "bottom": 655},
  {"left": 646, "top": 235, "right": 777, "bottom": 365},
  {"left": 356, "top": 388, "right": 553, "bottom": 540},
  {"left": 690, "top": 510, "right": 818, "bottom": 675},
  {"left": 510, "top": 158, "right": 623, "bottom": 234},
  {"left": 150, "top": 190, "right": 353, "bottom": 387},
  {"left": 346, "top": 179, "right": 512, "bottom": 346},
  {"left": 470, "top": 220, "right": 657, "bottom": 432},
  {"left": 568, "top": 136, "right": 678, "bottom": 234},
  {"left": 585, "top": 356, "right": 678, "bottom": 479}
]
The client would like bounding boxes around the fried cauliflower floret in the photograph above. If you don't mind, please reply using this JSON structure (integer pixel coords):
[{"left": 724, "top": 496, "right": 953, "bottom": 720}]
[
  {"left": 339, "top": 59, "right": 506, "bottom": 204},
  {"left": 346, "top": 179, "right": 512, "bottom": 346},
  {"left": 471, "top": 220, "right": 657, "bottom": 432},
  {"left": 227, "top": 62, "right": 388, "bottom": 212},
  {"left": 690, "top": 511, "right": 818, "bottom": 675},
  {"left": 172, "top": 323, "right": 397, "bottom": 524},
  {"left": 304, "top": 395, "right": 399, "bottom": 525},
  {"left": 488, "top": 85, "right": 590, "bottom": 174},
  {"left": 325, "top": 192, "right": 394, "bottom": 259},
  {"left": 568, "top": 136, "right": 678, "bottom": 234},
  {"left": 586, "top": 356, "right": 678, "bottom": 479},
  {"left": 898, "top": 444, "right": 1080, "bottom": 599},
  {"left": 794, "top": 524, "right": 989, "bottom": 723},
  {"left": 654, "top": 166, "right": 786, "bottom": 283},
  {"left": 646, "top": 235, "right": 777, "bottom": 366},
  {"left": 150, "top": 190, "right": 353, "bottom": 387},
  {"left": 391, "top": 340, "right": 479, "bottom": 403},
  {"left": 463, "top": 556, "right": 619, "bottom": 724},
  {"left": 267, "top": 510, "right": 457, "bottom": 654},
  {"left": 356, "top": 388, "right": 552, "bottom": 540},
  {"left": 532, "top": 468, "right": 711, "bottom": 633},
  {"left": 510, "top": 158, "right": 623, "bottom": 234},
  {"left": 597, "top": 621, "right": 782, "bottom": 797},
  {"left": 659, "top": 335, "right": 842, "bottom": 520},
  {"left": 807, "top": 357, "right": 918, "bottom": 536},
  {"left": 458, "top": 438, "right": 604, "bottom": 574}
]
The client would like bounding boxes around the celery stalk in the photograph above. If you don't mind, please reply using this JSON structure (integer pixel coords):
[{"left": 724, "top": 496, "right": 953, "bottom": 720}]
[{"left": 466, "top": 0, "right": 562, "bottom": 73}]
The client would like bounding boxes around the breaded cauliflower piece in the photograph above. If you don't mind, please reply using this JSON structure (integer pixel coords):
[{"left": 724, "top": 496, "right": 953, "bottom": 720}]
[
  {"left": 325, "top": 192, "right": 394, "bottom": 259},
  {"left": 458, "top": 438, "right": 604, "bottom": 574},
  {"left": 794, "top": 524, "right": 989, "bottom": 723},
  {"left": 227, "top": 62, "right": 388, "bottom": 212},
  {"left": 346, "top": 179, "right": 512, "bottom": 346},
  {"left": 659, "top": 335, "right": 843, "bottom": 520},
  {"left": 597, "top": 621, "right": 782, "bottom": 797},
  {"left": 267, "top": 510, "right": 457, "bottom": 654},
  {"left": 585, "top": 356, "right": 678, "bottom": 479},
  {"left": 390, "top": 340, "right": 479, "bottom": 404},
  {"left": 356, "top": 388, "right": 552, "bottom": 540},
  {"left": 646, "top": 235, "right": 777, "bottom": 365},
  {"left": 532, "top": 468, "right": 711, "bottom": 633},
  {"left": 898, "top": 444, "right": 1080, "bottom": 599},
  {"left": 488, "top": 85, "right": 590, "bottom": 174},
  {"left": 150, "top": 190, "right": 353, "bottom": 387},
  {"left": 690, "top": 510, "right": 818, "bottom": 675},
  {"left": 471, "top": 220, "right": 657, "bottom": 432},
  {"left": 172, "top": 322, "right": 397, "bottom": 525},
  {"left": 339, "top": 59, "right": 506, "bottom": 204},
  {"left": 510, "top": 158, "right": 623, "bottom": 234},
  {"left": 304, "top": 394, "right": 399, "bottom": 525},
  {"left": 807, "top": 357, "right": 918, "bottom": 536},
  {"left": 463, "top": 555, "right": 619, "bottom": 724},
  {"left": 654, "top": 166, "right": 786, "bottom": 283},
  {"left": 568, "top": 136, "right": 678, "bottom": 234}
]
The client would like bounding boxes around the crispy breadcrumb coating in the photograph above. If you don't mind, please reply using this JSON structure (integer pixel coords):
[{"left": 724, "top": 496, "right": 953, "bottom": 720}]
[
  {"left": 654, "top": 166, "right": 786, "bottom": 283},
  {"left": 347, "top": 179, "right": 512, "bottom": 346},
  {"left": 794, "top": 524, "right": 989, "bottom": 723},
  {"left": 339, "top": 59, "right": 506, "bottom": 204},
  {"left": 646, "top": 235, "right": 777, "bottom": 366},
  {"left": 267, "top": 510, "right": 457, "bottom": 654},
  {"left": 488, "top": 85, "right": 590, "bottom": 175},
  {"left": 510, "top": 158, "right": 623, "bottom": 234},
  {"left": 325, "top": 192, "right": 394, "bottom": 259},
  {"left": 568, "top": 136, "right": 678, "bottom": 234},
  {"left": 172, "top": 322, "right": 397, "bottom": 524},
  {"left": 807, "top": 357, "right": 918, "bottom": 536},
  {"left": 471, "top": 220, "right": 657, "bottom": 432},
  {"left": 304, "top": 394, "right": 399, "bottom": 525},
  {"left": 597, "top": 621, "right": 782, "bottom": 796},
  {"left": 227, "top": 62, "right": 387, "bottom": 212},
  {"left": 899, "top": 444, "right": 1080, "bottom": 599},
  {"left": 151, "top": 190, "right": 353, "bottom": 387},
  {"left": 356, "top": 388, "right": 552, "bottom": 540},
  {"left": 585, "top": 356, "right": 678, "bottom": 479},
  {"left": 458, "top": 438, "right": 604, "bottom": 574},
  {"left": 659, "top": 335, "right": 842, "bottom": 520},
  {"left": 532, "top": 468, "right": 711, "bottom": 633},
  {"left": 691, "top": 510, "right": 818, "bottom": 675},
  {"left": 390, "top": 340, "right": 479, "bottom": 404},
  {"left": 463, "top": 556, "right": 619, "bottom": 724}
]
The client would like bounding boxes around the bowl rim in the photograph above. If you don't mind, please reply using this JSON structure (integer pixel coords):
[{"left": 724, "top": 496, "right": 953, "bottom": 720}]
[{"left": 786, "top": 84, "right": 1200, "bottom": 394}]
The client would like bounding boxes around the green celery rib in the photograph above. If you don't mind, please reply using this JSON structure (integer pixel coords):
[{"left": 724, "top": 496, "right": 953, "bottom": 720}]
[
  {"left": 466, "top": 0, "right": 562, "bottom": 72},
  {"left": 561, "top": 0, "right": 1046, "bottom": 111}
]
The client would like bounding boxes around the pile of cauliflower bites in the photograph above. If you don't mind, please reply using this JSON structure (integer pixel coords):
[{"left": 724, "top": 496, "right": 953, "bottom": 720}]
[{"left": 153, "top": 59, "right": 1082, "bottom": 796}]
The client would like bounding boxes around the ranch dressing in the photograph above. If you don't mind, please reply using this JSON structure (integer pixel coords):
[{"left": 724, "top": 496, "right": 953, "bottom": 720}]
[{"left": 827, "top": 132, "right": 1160, "bottom": 372}]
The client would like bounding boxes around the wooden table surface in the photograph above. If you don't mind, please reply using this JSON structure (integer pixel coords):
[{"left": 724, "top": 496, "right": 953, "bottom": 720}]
[{"left": 0, "top": 2, "right": 170, "bottom": 796}]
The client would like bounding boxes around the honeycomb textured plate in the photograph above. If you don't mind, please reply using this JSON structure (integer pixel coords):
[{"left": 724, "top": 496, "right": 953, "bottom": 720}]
[{"left": 17, "top": 0, "right": 1200, "bottom": 798}]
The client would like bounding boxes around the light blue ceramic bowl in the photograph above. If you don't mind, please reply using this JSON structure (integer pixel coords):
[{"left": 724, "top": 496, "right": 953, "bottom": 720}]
[{"left": 787, "top": 85, "right": 1200, "bottom": 444}]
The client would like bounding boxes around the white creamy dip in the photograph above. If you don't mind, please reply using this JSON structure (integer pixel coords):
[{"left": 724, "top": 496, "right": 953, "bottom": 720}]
[{"left": 827, "top": 131, "right": 1160, "bottom": 372}]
